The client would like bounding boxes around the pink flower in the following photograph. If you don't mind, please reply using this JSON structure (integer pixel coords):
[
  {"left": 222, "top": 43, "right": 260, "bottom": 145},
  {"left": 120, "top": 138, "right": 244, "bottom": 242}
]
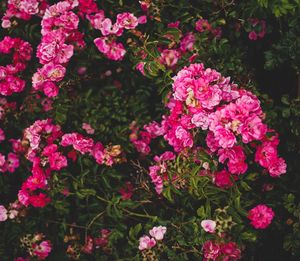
[
  {"left": 82, "top": 123, "right": 95, "bottom": 134},
  {"left": 268, "top": 157, "right": 286, "bottom": 177},
  {"left": 154, "top": 151, "right": 176, "bottom": 162},
  {"left": 218, "top": 146, "right": 248, "bottom": 175},
  {"left": 238, "top": 115, "right": 267, "bottom": 143},
  {"left": 195, "top": 19, "right": 211, "bottom": 32},
  {"left": 42, "top": 63, "right": 66, "bottom": 82},
  {"left": 149, "top": 226, "right": 167, "bottom": 240},
  {"left": 139, "top": 1, "right": 151, "bottom": 12},
  {"left": 29, "top": 193, "right": 51, "bottom": 208},
  {"left": 149, "top": 165, "right": 164, "bottom": 194},
  {"left": 133, "top": 140, "right": 150, "bottom": 155},
  {"left": 0, "top": 128, "right": 5, "bottom": 142},
  {"left": 48, "top": 152, "right": 68, "bottom": 170},
  {"left": 248, "top": 204, "right": 274, "bottom": 229},
  {"left": 136, "top": 62, "right": 145, "bottom": 75},
  {"left": 213, "top": 126, "right": 236, "bottom": 149},
  {"left": 43, "top": 82, "right": 59, "bottom": 97},
  {"left": 221, "top": 242, "right": 241, "bottom": 260},
  {"left": 0, "top": 205, "right": 8, "bottom": 222},
  {"left": 37, "top": 39, "right": 73, "bottom": 64},
  {"left": 138, "top": 15, "right": 147, "bottom": 24},
  {"left": 201, "top": 220, "right": 216, "bottom": 233},
  {"left": 119, "top": 182, "right": 133, "bottom": 200},
  {"left": 87, "top": 11, "right": 105, "bottom": 30},
  {"left": 248, "top": 31, "right": 257, "bottom": 40},
  {"left": 32, "top": 240, "right": 52, "bottom": 259},
  {"left": 61, "top": 133, "right": 94, "bottom": 154},
  {"left": 94, "top": 37, "right": 126, "bottom": 61},
  {"left": 255, "top": 142, "right": 278, "bottom": 168},
  {"left": 160, "top": 49, "right": 180, "bottom": 67},
  {"left": 138, "top": 235, "right": 156, "bottom": 250},
  {"left": 116, "top": 12, "right": 138, "bottom": 29},
  {"left": 191, "top": 111, "right": 209, "bottom": 130},
  {"left": 180, "top": 33, "right": 195, "bottom": 52},
  {"left": 214, "top": 170, "right": 234, "bottom": 189},
  {"left": 82, "top": 236, "right": 94, "bottom": 254},
  {"left": 168, "top": 21, "right": 180, "bottom": 28},
  {"left": 19, "top": 0, "right": 39, "bottom": 15},
  {"left": 6, "top": 153, "right": 20, "bottom": 173},
  {"left": 18, "top": 189, "right": 30, "bottom": 207},
  {"left": 0, "top": 153, "right": 5, "bottom": 170},
  {"left": 202, "top": 240, "right": 221, "bottom": 261}
]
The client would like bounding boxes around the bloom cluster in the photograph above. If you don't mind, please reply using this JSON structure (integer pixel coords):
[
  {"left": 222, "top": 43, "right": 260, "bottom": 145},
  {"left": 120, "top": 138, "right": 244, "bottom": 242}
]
[
  {"left": 17, "top": 119, "right": 123, "bottom": 208},
  {"left": 202, "top": 240, "right": 241, "bottom": 261},
  {"left": 1, "top": 0, "right": 48, "bottom": 28},
  {"left": 195, "top": 18, "right": 222, "bottom": 38},
  {"left": 0, "top": 36, "right": 32, "bottom": 96},
  {"left": 0, "top": 201, "right": 23, "bottom": 222},
  {"left": 148, "top": 151, "right": 176, "bottom": 194},
  {"left": 248, "top": 18, "right": 266, "bottom": 41},
  {"left": 133, "top": 63, "right": 286, "bottom": 193},
  {"left": 20, "top": 233, "right": 52, "bottom": 260},
  {"left": 91, "top": 11, "right": 144, "bottom": 61},
  {"left": 0, "top": 101, "right": 22, "bottom": 174},
  {"left": 32, "top": 0, "right": 83, "bottom": 97},
  {"left": 81, "top": 229, "right": 111, "bottom": 255},
  {"left": 138, "top": 226, "right": 167, "bottom": 250}
]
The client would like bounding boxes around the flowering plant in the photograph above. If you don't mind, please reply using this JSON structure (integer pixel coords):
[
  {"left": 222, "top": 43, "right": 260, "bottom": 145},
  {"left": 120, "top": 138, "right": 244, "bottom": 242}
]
[{"left": 0, "top": 0, "right": 299, "bottom": 260}]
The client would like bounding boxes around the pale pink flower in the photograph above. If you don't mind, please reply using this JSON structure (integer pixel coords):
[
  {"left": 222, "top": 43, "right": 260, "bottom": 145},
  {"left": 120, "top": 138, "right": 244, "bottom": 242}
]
[
  {"left": 138, "top": 235, "right": 156, "bottom": 250},
  {"left": 201, "top": 220, "right": 216, "bottom": 233},
  {"left": 0, "top": 205, "right": 8, "bottom": 222},
  {"left": 149, "top": 226, "right": 167, "bottom": 240},
  {"left": 82, "top": 123, "right": 95, "bottom": 134}
]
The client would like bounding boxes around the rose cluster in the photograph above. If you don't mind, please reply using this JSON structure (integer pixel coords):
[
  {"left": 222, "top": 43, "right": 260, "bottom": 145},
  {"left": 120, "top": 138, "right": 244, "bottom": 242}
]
[
  {"left": 1, "top": 0, "right": 48, "bottom": 28},
  {"left": 138, "top": 226, "right": 167, "bottom": 250},
  {"left": 32, "top": 0, "right": 83, "bottom": 97},
  {"left": 202, "top": 240, "right": 241, "bottom": 261},
  {"left": 13, "top": 118, "right": 123, "bottom": 209},
  {"left": 0, "top": 36, "right": 32, "bottom": 96},
  {"left": 19, "top": 233, "right": 52, "bottom": 260},
  {"left": 132, "top": 63, "right": 286, "bottom": 193},
  {"left": 90, "top": 10, "right": 146, "bottom": 61}
]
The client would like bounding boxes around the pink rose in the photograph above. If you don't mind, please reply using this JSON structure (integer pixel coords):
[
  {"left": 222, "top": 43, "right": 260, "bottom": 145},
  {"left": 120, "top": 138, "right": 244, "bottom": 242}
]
[
  {"left": 201, "top": 220, "right": 216, "bottom": 233},
  {"left": 149, "top": 226, "right": 167, "bottom": 240},
  {"left": 248, "top": 204, "right": 274, "bottom": 229},
  {"left": 138, "top": 235, "right": 156, "bottom": 250},
  {"left": 0, "top": 205, "right": 8, "bottom": 222}
]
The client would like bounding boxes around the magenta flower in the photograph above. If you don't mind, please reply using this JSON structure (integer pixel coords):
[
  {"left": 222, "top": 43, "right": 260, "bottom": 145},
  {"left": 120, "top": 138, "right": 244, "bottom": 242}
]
[
  {"left": 149, "top": 226, "right": 167, "bottom": 240},
  {"left": 248, "top": 204, "right": 275, "bottom": 229}
]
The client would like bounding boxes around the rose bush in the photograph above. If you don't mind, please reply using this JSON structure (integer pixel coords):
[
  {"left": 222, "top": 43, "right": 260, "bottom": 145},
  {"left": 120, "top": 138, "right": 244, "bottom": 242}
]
[{"left": 0, "top": 0, "right": 299, "bottom": 260}]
